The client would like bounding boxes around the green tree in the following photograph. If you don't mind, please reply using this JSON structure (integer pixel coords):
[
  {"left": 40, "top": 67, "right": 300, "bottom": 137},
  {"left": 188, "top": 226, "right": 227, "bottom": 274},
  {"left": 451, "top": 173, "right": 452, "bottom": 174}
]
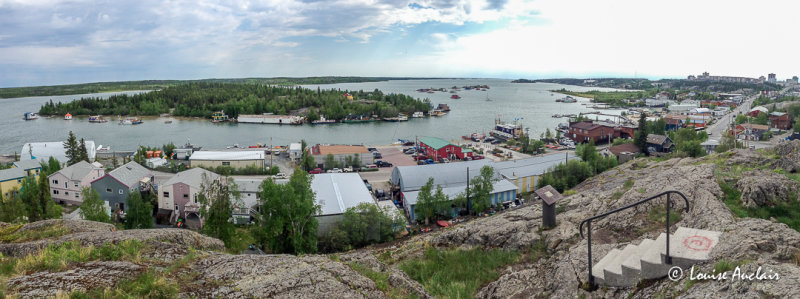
[
  {"left": 300, "top": 140, "right": 316, "bottom": 171},
  {"left": 162, "top": 142, "right": 177, "bottom": 158},
  {"left": 635, "top": 113, "right": 648, "bottom": 153},
  {"left": 79, "top": 187, "right": 110, "bottom": 223},
  {"left": 753, "top": 113, "right": 768, "bottom": 125},
  {"left": 198, "top": 177, "right": 237, "bottom": 248},
  {"left": 254, "top": 170, "right": 319, "bottom": 254},
  {"left": 414, "top": 178, "right": 435, "bottom": 224},
  {"left": 78, "top": 138, "right": 90, "bottom": 162},
  {"left": 323, "top": 154, "right": 338, "bottom": 170},
  {"left": 432, "top": 184, "right": 451, "bottom": 218},
  {"left": 735, "top": 114, "right": 748, "bottom": 125},
  {"left": 337, "top": 202, "right": 396, "bottom": 248},
  {"left": 19, "top": 174, "right": 60, "bottom": 221},
  {"left": 469, "top": 166, "right": 495, "bottom": 215},
  {"left": 42, "top": 157, "right": 61, "bottom": 174},
  {"left": 0, "top": 190, "right": 26, "bottom": 223},
  {"left": 64, "top": 131, "right": 80, "bottom": 166},
  {"left": 124, "top": 192, "right": 153, "bottom": 229}
]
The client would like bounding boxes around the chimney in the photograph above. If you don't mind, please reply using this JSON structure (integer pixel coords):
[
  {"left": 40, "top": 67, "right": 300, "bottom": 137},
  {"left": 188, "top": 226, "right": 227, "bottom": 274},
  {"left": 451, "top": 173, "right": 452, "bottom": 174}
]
[{"left": 535, "top": 185, "right": 563, "bottom": 229}]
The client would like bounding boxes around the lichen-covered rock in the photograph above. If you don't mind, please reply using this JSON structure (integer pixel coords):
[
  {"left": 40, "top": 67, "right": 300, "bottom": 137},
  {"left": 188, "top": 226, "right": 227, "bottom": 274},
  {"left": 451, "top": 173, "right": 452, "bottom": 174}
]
[
  {"left": 339, "top": 251, "right": 386, "bottom": 272},
  {"left": 187, "top": 254, "right": 384, "bottom": 298},
  {"left": 773, "top": 140, "right": 800, "bottom": 172},
  {"left": 387, "top": 268, "right": 433, "bottom": 299},
  {"left": 6, "top": 261, "right": 143, "bottom": 298},
  {"left": 736, "top": 170, "right": 798, "bottom": 207}
]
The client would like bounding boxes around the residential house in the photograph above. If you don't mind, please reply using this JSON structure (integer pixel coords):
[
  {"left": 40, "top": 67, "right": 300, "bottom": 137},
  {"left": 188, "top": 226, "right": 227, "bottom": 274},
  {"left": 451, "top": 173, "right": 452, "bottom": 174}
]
[
  {"left": 308, "top": 144, "right": 373, "bottom": 168},
  {"left": 735, "top": 123, "right": 770, "bottom": 140},
  {"left": 769, "top": 112, "right": 791, "bottom": 130},
  {"left": 0, "top": 168, "right": 26, "bottom": 199},
  {"left": 12, "top": 160, "right": 42, "bottom": 178},
  {"left": 158, "top": 168, "right": 221, "bottom": 227},
  {"left": 602, "top": 143, "right": 642, "bottom": 163},
  {"left": 418, "top": 137, "right": 473, "bottom": 161},
  {"left": 48, "top": 161, "right": 105, "bottom": 205},
  {"left": 230, "top": 178, "right": 289, "bottom": 224},
  {"left": 568, "top": 121, "right": 637, "bottom": 144},
  {"left": 289, "top": 143, "right": 302, "bottom": 161},
  {"left": 312, "top": 173, "right": 377, "bottom": 235},
  {"left": 20, "top": 140, "right": 96, "bottom": 163},
  {"left": 701, "top": 140, "right": 719, "bottom": 155},
  {"left": 664, "top": 117, "right": 684, "bottom": 131},
  {"left": 90, "top": 161, "right": 153, "bottom": 212},
  {"left": 646, "top": 134, "right": 674, "bottom": 153},
  {"left": 189, "top": 151, "right": 265, "bottom": 169},
  {"left": 748, "top": 106, "right": 769, "bottom": 117},
  {"left": 492, "top": 154, "right": 580, "bottom": 193}
]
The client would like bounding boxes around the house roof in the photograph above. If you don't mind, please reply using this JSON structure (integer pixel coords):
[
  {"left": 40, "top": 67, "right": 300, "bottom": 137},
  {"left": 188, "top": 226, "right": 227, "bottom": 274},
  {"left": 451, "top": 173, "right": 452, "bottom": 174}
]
[
  {"left": 289, "top": 143, "right": 302, "bottom": 151},
  {"left": 665, "top": 118, "right": 681, "bottom": 125},
  {"left": 493, "top": 154, "right": 580, "bottom": 179},
  {"left": 701, "top": 140, "right": 719, "bottom": 146},
  {"left": 402, "top": 178, "right": 518, "bottom": 207},
  {"left": 390, "top": 159, "right": 493, "bottom": 192},
  {"left": 770, "top": 112, "right": 787, "bottom": 117},
  {"left": 570, "top": 121, "right": 601, "bottom": 131},
  {"left": 608, "top": 143, "right": 641, "bottom": 155},
  {"left": 105, "top": 161, "right": 151, "bottom": 188},
  {"left": 0, "top": 168, "right": 26, "bottom": 182},
  {"left": 647, "top": 134, "right": 669, "bottom": 145},
  {"left": 162, "top": 168, "right": 220, "bottom": 189},
  {"left": 534, "top": 185, "right": 563, "bottom": 205},
  {"left": 52, "top": 161, "right": 102, "bottom": 181},
  {"left": 189, "top": 151, "right": 265, "bottom": 161},
  {"left": 738, "top": 123, "right": 770, "bottom": 131},
  {"left": 20, "top": 141, "right": 96, "bottom": 163},
  {"left": 419, "top": 137, "right": 453, "bottom": 150},
  {"left": 312, "top": 145, "right": 370, "bottom": 156},
  {"left": 311, "top": 173, "right": 375, "bottom": 216},
  {"left": 12, "top": 159, "right": 42, "bottom": 171},
  {"left": 749, "top": 106, "right": 769, "bottom": 113}
]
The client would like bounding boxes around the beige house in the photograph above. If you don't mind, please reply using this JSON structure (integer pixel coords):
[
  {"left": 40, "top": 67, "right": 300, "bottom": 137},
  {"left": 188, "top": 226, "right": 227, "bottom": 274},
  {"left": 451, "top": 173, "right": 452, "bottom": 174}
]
[
  {"left": 48, "top": 161, "right": 105, "bottom": 205},
  {"left": 309, "top": 144, "right": 372, "bottom": 168},
  {"left": 189, "top": 151, "right": 265, "bottom": 169}
]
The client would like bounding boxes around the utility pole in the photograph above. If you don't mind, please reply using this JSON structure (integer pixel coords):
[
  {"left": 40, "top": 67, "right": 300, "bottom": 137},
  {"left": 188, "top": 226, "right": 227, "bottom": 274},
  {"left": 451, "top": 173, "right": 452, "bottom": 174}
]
[
  {"left": 466, "top": 167, "right": 470, "bottom": 215},
  {"left": 270, "top": 137, "right": 273, "bottom": 170}
]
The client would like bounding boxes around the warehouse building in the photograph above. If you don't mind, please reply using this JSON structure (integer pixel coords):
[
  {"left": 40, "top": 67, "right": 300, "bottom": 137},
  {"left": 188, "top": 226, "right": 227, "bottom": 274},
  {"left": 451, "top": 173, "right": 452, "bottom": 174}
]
[
  {"left": 20, "top": 140, "right": 97, "bottom": 163},
  {"left": 189, "top": 151, "right": 265, "bottom": 169},
  {"left": 493, "top": 154, "right": 580, "bottom": 193},
  {"left": 309, "top": 144, "right": 373, "bottom": 169},
  {"left": 311, "top": 173, "right": 377, "bottom": 235}
]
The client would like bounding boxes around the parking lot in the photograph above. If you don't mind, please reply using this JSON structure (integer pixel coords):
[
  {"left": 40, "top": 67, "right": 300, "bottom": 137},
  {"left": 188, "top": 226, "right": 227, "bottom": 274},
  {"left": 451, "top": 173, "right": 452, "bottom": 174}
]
[{"left": 358, "top": 146, "right": 416, "bottom": 183}]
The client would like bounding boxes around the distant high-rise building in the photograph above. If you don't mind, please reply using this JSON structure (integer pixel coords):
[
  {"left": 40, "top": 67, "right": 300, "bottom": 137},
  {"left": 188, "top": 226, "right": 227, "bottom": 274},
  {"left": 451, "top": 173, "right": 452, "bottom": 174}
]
[
  {"left": 768, "top": 73, "right": 777, "bottom": 83},
  {"left": 687, "top": 75, "right": 696, "bottom": 80},
  {"left": 793, "top": 76, "right": 799, "bottom": 83}
]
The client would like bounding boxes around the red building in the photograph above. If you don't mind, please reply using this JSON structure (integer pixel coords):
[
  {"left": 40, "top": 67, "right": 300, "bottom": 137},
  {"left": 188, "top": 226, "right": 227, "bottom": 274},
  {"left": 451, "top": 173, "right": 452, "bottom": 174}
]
[
  {"left": 568, "top": 121, "right": 637, "bottom": 144},
  {"left": 769, "top": 112, "right": 791, "bottom": 130},
  {"left": 418, "top": 137, "right": 471, "bottom": 160}
]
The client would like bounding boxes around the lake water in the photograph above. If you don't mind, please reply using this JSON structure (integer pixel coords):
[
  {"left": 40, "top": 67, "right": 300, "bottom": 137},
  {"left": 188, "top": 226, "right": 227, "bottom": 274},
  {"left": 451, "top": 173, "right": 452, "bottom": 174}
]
[{"left": 0, "top": 79, "right": 623, "bottom": 154}]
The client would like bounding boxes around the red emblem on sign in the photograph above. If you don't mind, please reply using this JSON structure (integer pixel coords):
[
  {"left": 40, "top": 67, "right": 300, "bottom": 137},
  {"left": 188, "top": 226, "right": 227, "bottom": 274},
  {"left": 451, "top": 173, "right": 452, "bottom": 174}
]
[{"left": 682, "top": 235, "right": 713, "bottom": 251}]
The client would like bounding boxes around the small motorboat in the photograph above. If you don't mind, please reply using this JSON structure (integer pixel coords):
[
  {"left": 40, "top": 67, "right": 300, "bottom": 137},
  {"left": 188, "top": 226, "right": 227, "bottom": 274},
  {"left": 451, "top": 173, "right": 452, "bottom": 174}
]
[{"left": 64, "top": 113, "right": 72, "bottom": 120}]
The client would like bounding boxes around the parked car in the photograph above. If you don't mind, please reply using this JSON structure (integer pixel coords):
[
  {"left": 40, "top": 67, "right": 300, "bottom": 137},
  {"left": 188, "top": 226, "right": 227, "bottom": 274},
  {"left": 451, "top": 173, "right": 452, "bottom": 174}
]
[
  {"left": 417, "top": 160, "right": 427, "bottom": 165},
  {"left": 328, "top": 168, "right": 343, "bottom": 173},
  {"left": 308, "top": 168, "right": 323, "bottom": 174},
  {"left": 484, "top": 137, "right": 495, "bottom": 143},
  {"left": 365, "top": 183, "right": 372, "bottom": 192},
  {"left": 440, "top": 158, "right": 450, "bottom": 163},
  {"left": 376, "top": 160, "right": 393, "bottom": 167},
  {"left": 491, "top": 139, "right": 503, "bottom": 144},
  {"left": 414, "top": 155, "right": 429, "bottom": 161},
  {"left": 464, "top": 157, "right": 472, "bottom": 161},
  {"left": 472, "top": 155, "right": 484, "bottom": 160},
  {"left": 375, "top": 189, "right": 386, "bottom": 199},
  {"left": 343, "top": 166, "right": 353, "bottom": 172},
  {"left": 366, "top": 164, "right": 378, "bottom": 168},
  {"left": 367, "top": 147, "right": 377, "bottom": 152},
  {"left": 425, "top": 159, "right": 434, "bottom": 164},
  {"left": 273, "top": 172, "right": 287, "bottom": 179},
  {"left": 373, "top": 152, "right": 382, "bottom": 159}
]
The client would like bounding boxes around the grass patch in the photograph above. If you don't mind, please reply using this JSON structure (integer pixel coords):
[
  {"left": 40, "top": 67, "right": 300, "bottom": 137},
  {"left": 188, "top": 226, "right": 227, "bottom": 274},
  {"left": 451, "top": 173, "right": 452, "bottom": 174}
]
[
  {"left": 0, "top": 223, "right": 69, "bottom": 243},
  {"left": 72, "top": 270, "right": 179, "bottom": 299},
  {"left": 623, "top": 179, "right": 635, "bottom": 190},
  {"left": 718, "top": 177, "right": 800, "bottom": 231},
  {"left": 611, "top": 191, "right": 624, "bottom": 200},
  {"left": 636, "top": 188, "right": 646, "bottom": 194},
  {"left": 226, "top": 227, "right": 256, "bottom": 254},
  {"left": 528, "top": 239, "right": 549, "bottom": 263},
  {"left": 14, "top": 239, "right": 146, "bottom": 274},
  {"left": 647, "top": 206, "right": 681, "bottom": 224},
  {"left": 399, "top": 248, "right": 520, "bottom": 298},
  {"left": 563, "top": 190, "right": 577, "bottom": 196},
  {"left": 349, "top": 263, "right": 389, "bottom": 291},
  {"left": 713, "top": 260, "right": 735, "bottom": 273}
]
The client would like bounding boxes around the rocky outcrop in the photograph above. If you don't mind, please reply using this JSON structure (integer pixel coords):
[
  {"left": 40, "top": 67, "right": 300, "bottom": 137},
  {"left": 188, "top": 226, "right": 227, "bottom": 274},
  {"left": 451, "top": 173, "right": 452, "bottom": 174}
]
[
  {"left": 773, "top": 140, "right": 800, "bottom": 172},
  {"left": 187, "top": 254, "right": 384, "bottom": 298},
  {"left": 6, "top": 261, "right": 144, "bottom": 298},
  {"left": 15, "top": 219, "right": 116, "bottom": 235},
  {"left": 736, "top": 170, "right": 798, "bottom": 207},
  {"left": 387, "top": 268, "right": 433, "bottom": 299}
]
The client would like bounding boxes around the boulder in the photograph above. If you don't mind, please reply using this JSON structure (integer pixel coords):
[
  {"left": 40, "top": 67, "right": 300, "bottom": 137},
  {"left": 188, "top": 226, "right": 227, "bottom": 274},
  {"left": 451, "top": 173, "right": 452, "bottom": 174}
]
[
  {"left": 735, "top": 170, "right": 798, "bottom": 207},
  {"left": 6, "top": 261, "right": 143, "bottom": 298},
  {"left": 387, "top": 268, "right": 433, "bottom": 299},
  {"left": 773, "top": 140, "right": 800, "bottom": 172}
]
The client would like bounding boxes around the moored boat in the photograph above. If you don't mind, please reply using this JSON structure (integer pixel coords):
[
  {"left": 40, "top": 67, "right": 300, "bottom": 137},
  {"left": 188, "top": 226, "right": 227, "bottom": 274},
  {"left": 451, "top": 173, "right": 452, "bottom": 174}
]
[
  {"left": 211, "top": 110, "right": 229, "bottom": 123},
  {"left": 23, "top": 112, "right": 39, "bottom": 120},
  {"left": 411, "top": 111, "right": 424, "bottom": 118},
  {"left": 88, "top": 115, "right": 108, "bottom": 123},
  {"left": 312, "top": 115, "right": 337, "bottom": 124},
  {"left": 64, "top": 113, "right": 72, "bottom": 120},
  {"left": 436, "top": 104, "right": 450, "bottom": 112}
]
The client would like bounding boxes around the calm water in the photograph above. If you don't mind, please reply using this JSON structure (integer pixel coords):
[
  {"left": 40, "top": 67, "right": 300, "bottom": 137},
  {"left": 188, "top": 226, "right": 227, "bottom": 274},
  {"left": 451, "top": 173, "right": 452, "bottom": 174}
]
[{"left": 0, "top": 79, "right": 623, "bottom": 154}]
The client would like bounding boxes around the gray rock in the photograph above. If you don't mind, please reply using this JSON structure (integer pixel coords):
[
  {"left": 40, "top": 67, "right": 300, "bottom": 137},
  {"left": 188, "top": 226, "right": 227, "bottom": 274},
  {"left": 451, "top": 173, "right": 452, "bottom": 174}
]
[
  {"left": 6, "top": 261, "right": 143, "bottom": 298},
  {"left": 387, "top": 268, "right": 433, "bottom": 299},
  {"left": 339, "top": 251, "right": 386, "bottom": 272},
  {"left": 736, "top": 170, "right": 798, "bottom": 207}
]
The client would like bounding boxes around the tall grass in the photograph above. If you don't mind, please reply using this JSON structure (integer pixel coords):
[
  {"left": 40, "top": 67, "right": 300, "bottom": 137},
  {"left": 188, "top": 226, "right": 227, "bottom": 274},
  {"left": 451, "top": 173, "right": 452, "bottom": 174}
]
[
  {"left": 0, "top": 223, "right": 69, "bottom": 243},
  {"left": 399, "top": 248, "right": 520, "bottom": 298},
  {"left": 14, "top": 239, "right": 145, "bottom": 274}
]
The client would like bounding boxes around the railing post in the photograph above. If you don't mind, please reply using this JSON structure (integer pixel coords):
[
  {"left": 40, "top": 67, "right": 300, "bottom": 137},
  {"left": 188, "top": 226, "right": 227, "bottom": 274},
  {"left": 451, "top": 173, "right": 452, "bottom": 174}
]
[
  {"left": 665, "top": 193, "right": 672, "bottom": 264},
  {"left": 587, "top": 221, "right": 594, "bottom": 288}
]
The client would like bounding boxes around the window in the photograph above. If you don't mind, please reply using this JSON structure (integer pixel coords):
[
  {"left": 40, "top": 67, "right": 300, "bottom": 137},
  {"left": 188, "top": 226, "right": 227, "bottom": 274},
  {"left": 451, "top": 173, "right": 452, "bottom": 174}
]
[
  {"left": 183, "top": 194, "right": 188, "bottom": 198},
  {"left": 75, "top": 193, "right": 79, "bottom": 198},
  {"left": 163, "top": 192, "right": 169, "bottom": 198},
  {"left": 118, "top": 189, "right": 123, "bottom": 194},
  {"left": 53, "top": 180, "right": 59, "bottom": 185},
  {"left": 74, "top": 182, "right": 79, "bottom": 187},
  {"left": 64, "top": 182, "right": 67, "bottom": 188},
  {"left": 106, "top": 188, "right": 112, "bottom": 193},
  {"left": 65, "top": 191, "right": 69, "bottom": 196},
  {"left": 222, "top": 162, "right": 231, "bottom": 166},
  {"left": 174, "top": 205, "right": 178, "bottom": 211},
  {"left": 53, "top": 190, "right": 59, "bottom": 195}
]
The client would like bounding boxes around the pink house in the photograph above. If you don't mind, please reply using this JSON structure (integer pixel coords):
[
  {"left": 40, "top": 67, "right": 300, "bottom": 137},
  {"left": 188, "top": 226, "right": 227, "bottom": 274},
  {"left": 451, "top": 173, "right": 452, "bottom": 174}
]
[
  {"left": 157, "top": 168, "right": 221, "bottom": 228},
  {"left": 48, "top": 161, "right": 105, "bottom": 205}
]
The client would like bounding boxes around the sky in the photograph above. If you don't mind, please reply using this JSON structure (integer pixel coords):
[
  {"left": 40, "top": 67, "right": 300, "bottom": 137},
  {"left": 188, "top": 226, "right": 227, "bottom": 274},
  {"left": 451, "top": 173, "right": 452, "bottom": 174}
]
[{"left": 0, "top": 0, "right": 799, "bottom": 87}]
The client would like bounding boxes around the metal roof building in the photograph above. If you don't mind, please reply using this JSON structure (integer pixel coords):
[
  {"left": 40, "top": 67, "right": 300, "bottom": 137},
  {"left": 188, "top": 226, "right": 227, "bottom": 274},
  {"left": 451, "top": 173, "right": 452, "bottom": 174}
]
[
  {"left": 402, "top": 179, "right": 518, "bottom": 222},
  {"left": 492, "top": 154, "right": 580, "bottom": 193},
  {"left": 311, "top": 173, "right": 377, "bottom": 235},
  {"left": 390, "top": 159, "right": 493, "bottom": 192},
  {"left": 189, "top": 150, "right": 265, "bottom": 169},
  {"left": 20, "top": 141, "right": 96, "bottom": 163}
]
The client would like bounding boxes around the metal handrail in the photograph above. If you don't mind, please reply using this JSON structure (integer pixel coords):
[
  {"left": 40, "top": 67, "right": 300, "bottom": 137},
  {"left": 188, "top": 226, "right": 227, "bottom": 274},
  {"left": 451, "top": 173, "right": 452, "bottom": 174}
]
[{"left": 579, "top": 190, "right": 690, "bottom": 289}]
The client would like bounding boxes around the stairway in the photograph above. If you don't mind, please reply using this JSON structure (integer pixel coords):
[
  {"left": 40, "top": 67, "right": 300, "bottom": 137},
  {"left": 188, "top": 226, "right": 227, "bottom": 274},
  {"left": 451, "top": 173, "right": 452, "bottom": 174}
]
[{"left": 592, "top": 227, "right": 722, "bottom": 287}]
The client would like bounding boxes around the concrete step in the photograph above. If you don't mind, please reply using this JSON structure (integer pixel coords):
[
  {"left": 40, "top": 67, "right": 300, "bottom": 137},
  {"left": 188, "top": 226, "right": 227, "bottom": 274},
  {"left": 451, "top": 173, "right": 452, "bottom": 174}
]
[
  {"left": 640, "top": 233, "right": 672, "bottom": 280},
  {"left": 603, "top": 244, "right": 639, "bottom": 287},
  {"left": 620, "top": 238, "right": 655, "bottom": 283},
  {"left": 661, "top": 227, "right": 723, "bottom": 268},
  {"left": 592, "top": 248, "right": 621, "bottom": 285}
]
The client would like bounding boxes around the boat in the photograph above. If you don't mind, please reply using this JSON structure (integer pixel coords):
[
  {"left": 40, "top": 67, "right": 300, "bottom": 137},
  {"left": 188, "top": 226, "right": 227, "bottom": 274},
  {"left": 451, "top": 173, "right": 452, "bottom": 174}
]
[
  {"left": 462, "top": 132, "right": 486, "bottom": 141},
  {"left": 436, "top": 104, "right": 451, "bottom": 112},
  {"left": 64, "top": 113, "right": 72, "bottom": 120},
  {"left": 164, "top": 120, "right": 173, "bottom": 124},
  {"left": 490, "top": 116, "right": 523, "bottom": 140},
  {"left": 342, "top": 114, "right": 376, "bottom": 123},
  {"left": 556, "top": 96, "right": 577, "bottom": 103},
  {"left": 411, "top": 111, "right": 424, "bottom": 118},
  {"left": 88, "top": 115, "right": 108, "bottom": 123},
  {"left": 211, "top": 110, "right": 229, "bottom": 123},
  {"left": 311, "top": 115, "right": 337, "bottom": 124},
  {"left": 23, "top": 112, "right": 39, "bottom": 120},
  {"left": 431, "top": 110, "right": 447, "bottom": 117},
  {"left": 450, "top": 95, "right": 461, "bottom": 99},
  {"left": 119, "top": 116, "right": 143, "bottom": 125},
  {"left": 96, "top": 145, "right": 111, "bottom": 152}
]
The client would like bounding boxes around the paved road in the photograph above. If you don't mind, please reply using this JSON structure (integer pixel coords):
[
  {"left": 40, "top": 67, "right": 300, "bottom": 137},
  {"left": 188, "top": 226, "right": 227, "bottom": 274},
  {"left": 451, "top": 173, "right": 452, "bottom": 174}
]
[{"left": 708, "top": 95, "right": 754, "bottom": 142}]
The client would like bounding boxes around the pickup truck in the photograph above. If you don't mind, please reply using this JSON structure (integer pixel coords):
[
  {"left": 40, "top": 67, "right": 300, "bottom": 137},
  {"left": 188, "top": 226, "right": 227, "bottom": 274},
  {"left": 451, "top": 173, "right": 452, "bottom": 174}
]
[{"left": 343, "top": 166, "right": 353, "bottom": 172}]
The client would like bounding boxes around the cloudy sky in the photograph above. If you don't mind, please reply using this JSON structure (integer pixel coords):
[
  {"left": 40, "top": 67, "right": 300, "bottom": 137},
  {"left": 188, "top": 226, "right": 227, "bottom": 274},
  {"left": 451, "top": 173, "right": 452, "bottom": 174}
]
[{"left": 0, "top": 0, "right": 798, "bottom": 87}]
